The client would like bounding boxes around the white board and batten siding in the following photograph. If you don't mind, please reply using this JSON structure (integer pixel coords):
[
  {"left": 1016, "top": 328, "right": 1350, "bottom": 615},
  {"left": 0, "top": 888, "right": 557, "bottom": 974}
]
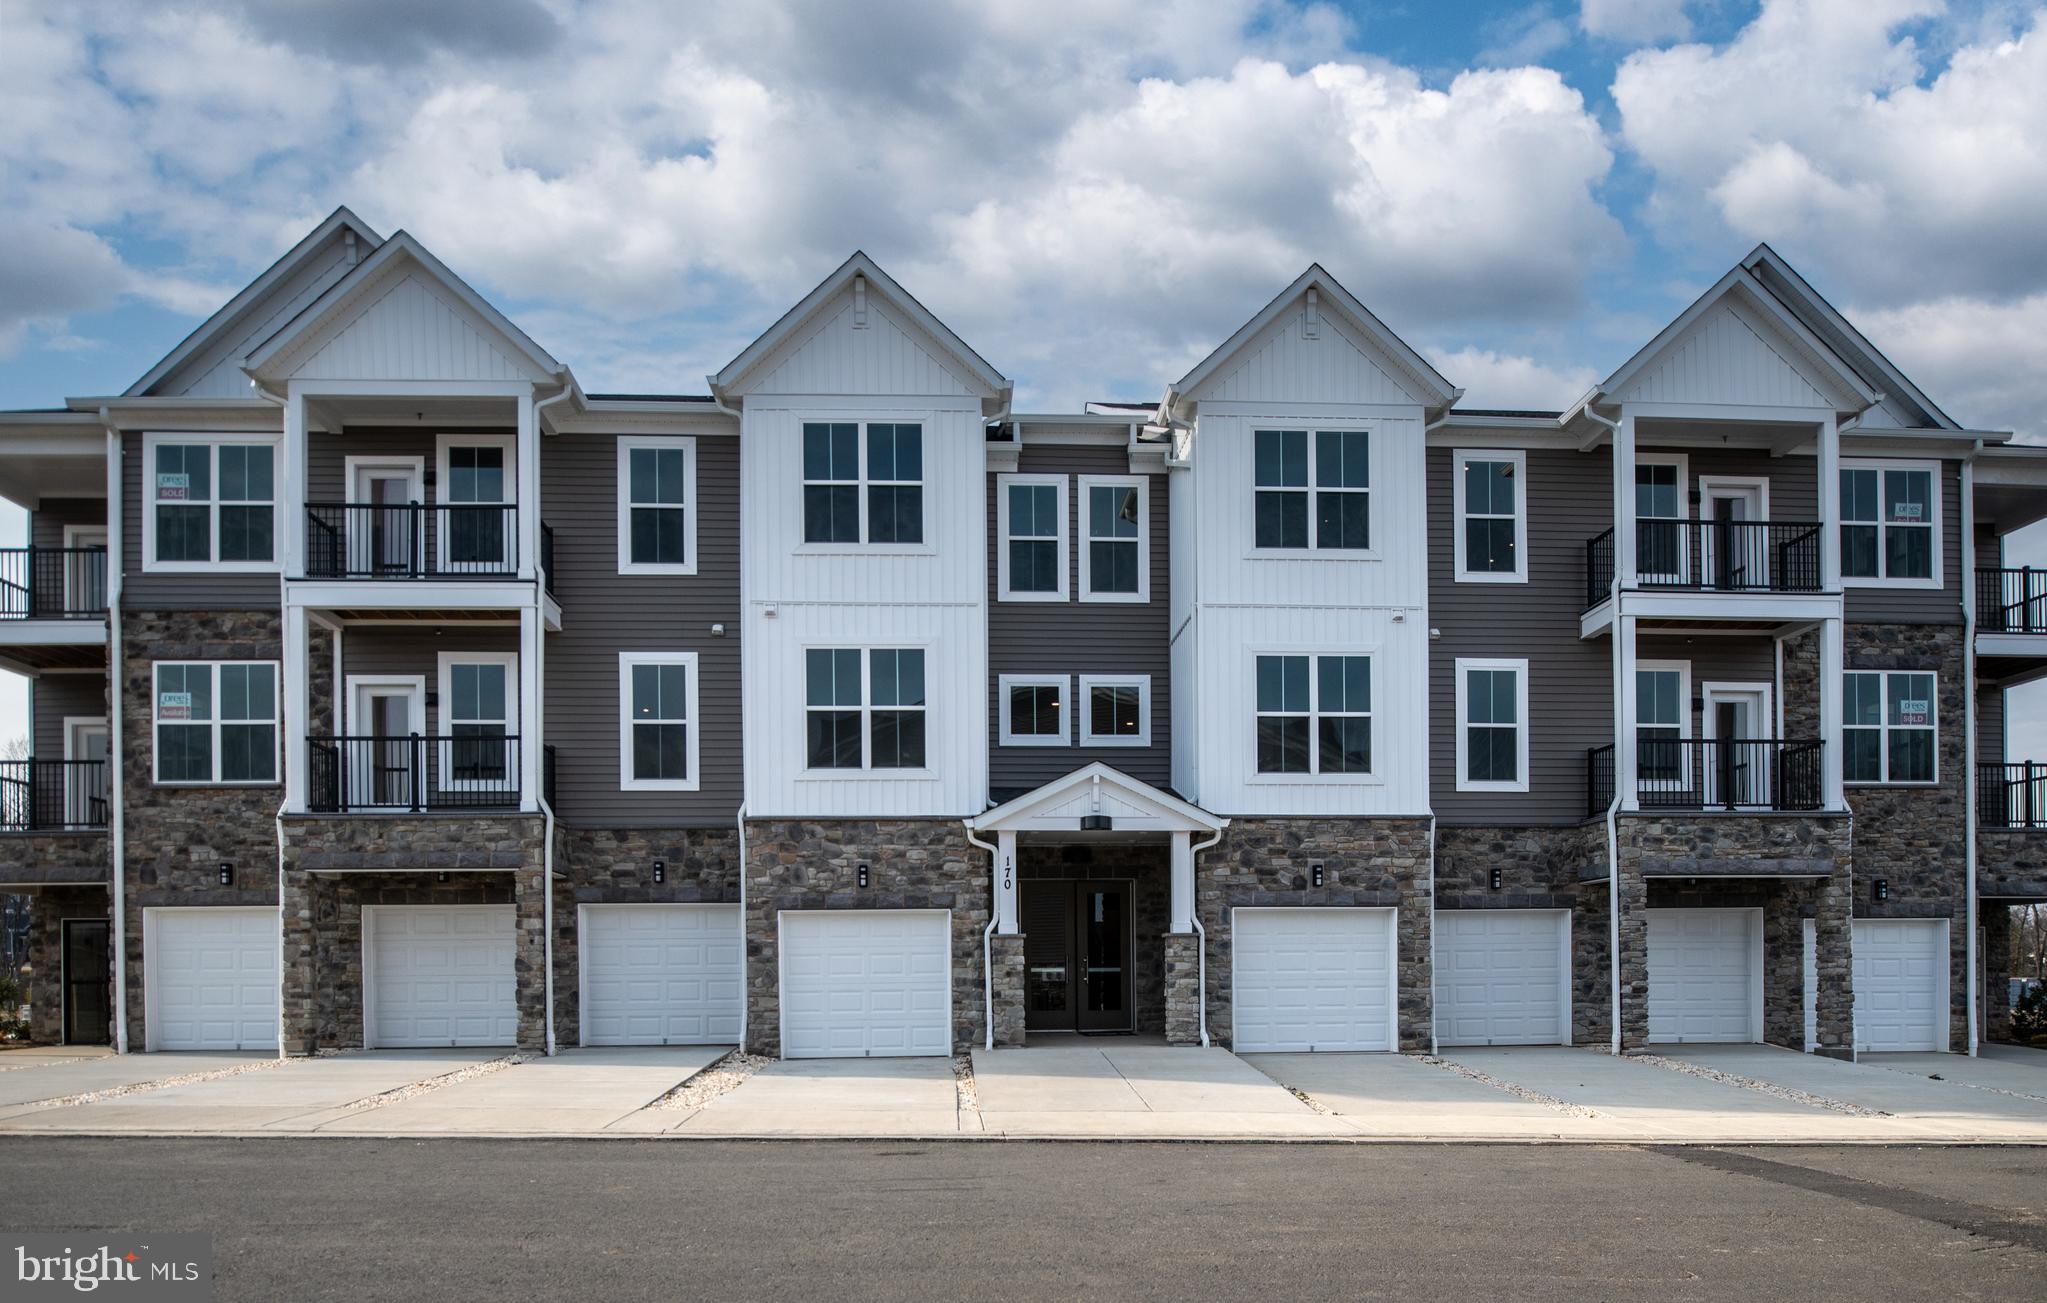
[
  {"left": 1610, "top": 295, "right": 1855, "bottom": 412},
  {"left": 287, "top": 272, "right": 541, "bottom": 383}
]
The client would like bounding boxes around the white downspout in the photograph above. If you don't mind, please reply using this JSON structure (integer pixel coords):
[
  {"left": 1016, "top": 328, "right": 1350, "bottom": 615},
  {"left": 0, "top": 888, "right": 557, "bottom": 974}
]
[
  {"left": 735, "top": 802, "right": 748, "bottom": 1050},
  {"left": 965, "top": 824, "right": 1000, "bottom": 1051},
  {"left": 1426, "top": 814, "right": 1438, "bottom": 1055},
  {"left": 1189, "top": 826, "right": 1224, "bottom": 1048},
  {"left": 1581, "top": 402, "right": 1626, "bottom": 1054},
  {"left": 1962, "top": 448, "right": 1981, "bottom": 1056},
  {"left": 100, "top": 412, "right": 128, "bottom": 1054},
  {"left": 531, "top": 380, "right": 574, "bottom": 1058}
]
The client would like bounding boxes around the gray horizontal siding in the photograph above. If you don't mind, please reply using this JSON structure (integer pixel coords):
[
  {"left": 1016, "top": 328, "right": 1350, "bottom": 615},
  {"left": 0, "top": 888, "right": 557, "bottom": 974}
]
[
  {"left": 339, "top": 626, "right": 518, "bottom": 735},
  {"left": 32, "top": 672, "right": 107, "bottom": 759},
  {"left": 120, "top": 432, "right": 280, "bottom": 611},
  {"left": 31, "top": 499, "right": 106, "bottom": 550},
  {"left": 1673, "top": 445, "right": 1818, "bottom": 521},
  {"left": 1635, "top": 634, "right": 1779, "bottom": 736},
  {"left": 988, "top": 443, "right": 1171, "bottom": 798},
  {"left": 306, "top": 427, "right": 472, "bottom": 502},
  {"left": 540, "top": 431, "right": 742, "bottom": 827},
  {"left": 1980, "top": 685, "right": 2006, "bottom": 765},
  {"left": 1844, "top": 458, "right": 1963, "bottom": 625},
  {"left": 1428, "top": 445, "right": 1613, "bottom": 824}
]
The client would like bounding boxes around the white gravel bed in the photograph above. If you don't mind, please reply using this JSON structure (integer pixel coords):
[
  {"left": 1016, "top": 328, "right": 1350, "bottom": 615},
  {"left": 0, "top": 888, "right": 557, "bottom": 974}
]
[
  {"left": 22, "top": 1054, "right": 296, "bottom": 1110},
  {"left": 1415, "top": 1053, "right": 1605, "bottom": 1118},
  {"left": 1283, "top": 1084, "right": 1337, "bottom": 1116},
  {"left": 0, "top": 1054, "right": 92, "bottom": 1072},
  {"left": 1632, "top": 1051, "right": 1889, "bottom": 1117},
  {"left": 952, "top": 1054, "right": 980, "bottom": 1116},
  {"left": 653, "top": 1049, "right": 769, "bottom": 1110},
  {"left": 335, "top": 1053, "right": 526, "bottom": 1112}
]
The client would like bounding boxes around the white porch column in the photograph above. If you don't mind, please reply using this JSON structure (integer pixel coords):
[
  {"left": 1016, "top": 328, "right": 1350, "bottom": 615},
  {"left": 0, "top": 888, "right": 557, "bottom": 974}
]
[
  {"left": 995, "top": 831, "right": 1019, "bottom": 934},
  {"left": 1169, "top": 831, "right": 1194, "bottom": 933},
  {"left": 1614, "top": 406, "right": 1638, "bottom": 590},
  {"left": 1616, "top": 612, "right": 1640, "bottom": 812},
  {"left": 282, "top": 387, "right": 307, "bottom": 579},
  {"left": 1817, "top": 413, "right": 1841, "bottom": 589},
  {"left": 516, "top": 390, "right": 539, "bottom": 582},
  {"left": 1820, "top": 615, "right": 1846, "bottom": 810},
  {"left": 282, "top": 601, "right": 310, "bottom": 813},
  {"left": 518, "top": 603, "right": 542, "bottom": 812}
]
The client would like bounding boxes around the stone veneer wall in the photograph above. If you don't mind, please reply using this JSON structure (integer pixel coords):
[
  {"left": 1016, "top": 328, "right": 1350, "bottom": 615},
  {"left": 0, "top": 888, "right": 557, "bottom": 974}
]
[
  {"left": 25, "top": 885, "right": 109, "bottom": 1044},
  {"left": 1, "top": 835, "right": 111, "bottom": 887},
  {"left": 1433, "top": 823, "right": 1612, "bottom": 1046},
  {"left": 120, "top": 611, "right": 288, "bottom": 1050},
  {"left": 990, "top": 934, "right": 1026, "bottom": 1048},
  {"left": 1977, "top": 833, "right": 2047, "bottom": 903},
  {"left": 1843, "top": 622, "right": 1970, "bottom": 1050},
  {"left": 1016, "top": 841, "right": 1168, "bottom": 1037},
  {"left": 742, "top": 819, "right": 989, "bottom": 1056},
  {"left": 1197, "top": 817, "right": 1433, "bottom": 1050},
  {"left": 1162, "top": 932, "right": 1199, "bottom": 1045}
]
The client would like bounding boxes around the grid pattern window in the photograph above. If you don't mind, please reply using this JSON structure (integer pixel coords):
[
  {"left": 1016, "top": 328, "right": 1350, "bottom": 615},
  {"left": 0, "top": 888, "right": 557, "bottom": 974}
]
[
  {"left": 1636, "top": 460, "right": 1684, "bottom": 582},
  {"left": 804, "top": 422, "right": 923, "bottom": 545},
  {"left": 146, "top": 436, "right": 277, "bottom": 568},
  {"left": 1841, "top": 462, "right": 1937, "bottom": 584},
  {"left": 1453, "top": 450, "right": 1525, "bottom": 581},
  {"left": 998, "top": 475, "right": 1067, "bottom": 600},
  {"left": 1080, "top": 476, "right": 1147, "bottom": 601},
  {"left": 1456, "top": 659, "right": 1528, "bottom": 793},
  {"left": 439, "top": 438, "right": 513, "bottom": 570},
  {"left": 618, "top": 438, "right": 695, "bottom": 574},
  {"left": 998, "top": 674, "right": 1068, "bottom": 747},
  {"left": 1254, "top": 654, "right": 1371, "bottom": 775},
  {"left": 440, "top": 656, "right": 514, "bottom": 789},
  {"left": 1079, "top": 675, "right": 1151, "bottom": 747},
  {"left": 1637, "top": 664, "right": 1688, "bottom": 786},
  {"left": 153, "top": 662, "right": 277, "bottom": 785},
  {"left": 1844, "top": 670, "right": 1936, "bottom": 784},
  {"left": 1253, "top": 430, "right": 1369, "bottom": 551},
  {"left": 620, "top": 653, "right": 699, "bottom": 791},
  {"left": 806, "top": 648, "right": 926, "bottom": 770}
]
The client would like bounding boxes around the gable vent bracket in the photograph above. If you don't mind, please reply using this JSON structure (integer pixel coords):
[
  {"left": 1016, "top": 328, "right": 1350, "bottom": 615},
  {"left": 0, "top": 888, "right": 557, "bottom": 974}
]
[
  {"left": 852, "top": 274, "right": 868, "bottom": 330},
  {"left": 1303, "top": 287, "right": 1320, "bottom": 340}
]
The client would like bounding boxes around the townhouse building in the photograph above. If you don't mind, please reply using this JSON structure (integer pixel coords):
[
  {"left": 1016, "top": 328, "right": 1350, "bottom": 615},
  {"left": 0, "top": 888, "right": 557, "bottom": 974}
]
[{"left": 2, "top": 207, "right": 2041, "bottom": 1061}]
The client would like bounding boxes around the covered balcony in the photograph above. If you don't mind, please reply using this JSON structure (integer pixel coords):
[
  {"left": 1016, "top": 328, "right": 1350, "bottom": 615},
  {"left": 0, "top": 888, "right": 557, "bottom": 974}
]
[
  {"left": 1976, "top": 762, "right": 2047, "bottom": 904},
  {"left": 1586, "top": 519, "right": 1824, "bottom": 608},
  {"left": 307, "top": 734, "right": 525, "bottom": 813},
  {"left": 0, "top": 758, "right": 109, "bottom": 831},
  {"left": 1589, "top": 736, "right": 1826, "bottom": 816}
]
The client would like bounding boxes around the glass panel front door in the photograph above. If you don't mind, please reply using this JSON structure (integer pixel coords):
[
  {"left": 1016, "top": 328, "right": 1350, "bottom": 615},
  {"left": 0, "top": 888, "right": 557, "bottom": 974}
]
[
  {"left": 62, "top": 919, "right": 111, "bottom": 1045},
  {"left": 1021, "top": 879, "right": 1133, "bottom": 1034}
]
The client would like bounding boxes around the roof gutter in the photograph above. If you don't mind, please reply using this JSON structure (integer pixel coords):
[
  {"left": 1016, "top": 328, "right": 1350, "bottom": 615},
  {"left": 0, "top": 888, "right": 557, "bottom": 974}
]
[
  {"left": 1962, "top": 441, "right": 1983, "bottom": 1057},
  {"left": 98, "top": 407, "right": 128, "bottom": 1054}
]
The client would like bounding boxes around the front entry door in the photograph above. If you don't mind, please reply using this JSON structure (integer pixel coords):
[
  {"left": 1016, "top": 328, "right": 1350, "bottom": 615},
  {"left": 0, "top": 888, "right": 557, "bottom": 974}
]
[
  {"left": 1704, "top": 685, "right": 1771, "bottom": 809},
  {"left": 1022, "top": 880, "right": 1133, "bottom": 1033},
  {"left": 1702, "top": 481, "right": 1766, "bottom": 590},
  {"left": 61, "top": 918, "right": 111, "bottom": 1045}
]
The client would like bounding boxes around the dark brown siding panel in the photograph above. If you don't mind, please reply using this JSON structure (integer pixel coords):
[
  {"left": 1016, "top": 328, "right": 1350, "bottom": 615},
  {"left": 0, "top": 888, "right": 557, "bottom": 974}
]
[
  {"left": 1429, "top": 445, "right": 1614, "bottom": 824},
  {"left": 120, "top": 433, "right": 280, "bottom": 610},
  {"left": 540, "top": 431, "right": 741, "bottom": 826},
  {"left": 32, "top": 672, "right": 107, "bottom": 759},
  {"left": 987, "top": 443, "right": 1171, "bottom": 798},
  {"left": 1844, "top": 459, "right": 1964, "bottom": 624},
  {"left": 1674, "top": 445, "right": 1819, "bottom": 521},
  {"left": 1979, "top": 685, "right": 2005, "bottom": 765},
  {"left": 306, "top": 427, "right": 510, "bottom": 502}
]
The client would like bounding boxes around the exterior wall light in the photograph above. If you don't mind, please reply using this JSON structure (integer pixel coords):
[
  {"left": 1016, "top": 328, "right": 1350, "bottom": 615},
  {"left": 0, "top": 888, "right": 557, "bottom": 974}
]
[
  {"left": 652, "top": 860, "right": 666, "bottom": 883},
  {"left": 1080, "top": 815, "right": 1112, "bottom": 831}
]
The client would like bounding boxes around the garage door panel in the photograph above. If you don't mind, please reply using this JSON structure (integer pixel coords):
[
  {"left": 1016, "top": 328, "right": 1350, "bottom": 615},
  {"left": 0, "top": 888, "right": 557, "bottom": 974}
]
[
  {"left": 780, "top": 910, "right": 952, "bottom": 1058},
  {"left": 369, "top": 907, "right": 516, "bottom": 1048},
  {"left": 1646, "top": 910, "right": 1757, "bottom": 1044},
  {"left": 1434, "top": 911, "right": 1569, "bottom": 1047},
  {"left": 581, "top": 905, "right": 742, "bottom": 1046},
  {"left": 147, "top": 909, "right": 280, "bottom": 1052},
  {"left": 1233, "top": 909, "right": 1395, "bottom": 1053},
  {"left": 1853, "top": 919, "right": 1945, "bottom": 1052}
]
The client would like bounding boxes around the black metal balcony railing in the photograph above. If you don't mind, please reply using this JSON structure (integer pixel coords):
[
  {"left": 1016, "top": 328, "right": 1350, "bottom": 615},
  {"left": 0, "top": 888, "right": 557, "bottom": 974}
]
[
  {"left": 304, "top": 503, "right": 520, "bottom": 579},
  {"left": 1978, "top": 762, "right": 2047, "bottom": 829},
  {"left": 1977, "top": 568, "right": 2047, "bottom": 635},
  {"left": 540, "top": 522, "right": 557, "bottom": 598},
  {"left": 1586, "top": 738, "right": 1824, "bottom": 815},
  {"left": 0, "top": 547, "right": 108, "bottom": 619},
  {"left": 543, "top": 743, "right": 558, "bottom": 809},
  {"left": 0, "top": 759, "right": 109, "bottom": 830},
  {"left": 307, "top": 735, "right": 522, "bottom": 813},
  {"left": 1585, "top": 519, "right": 1824, "bottom": 607}
]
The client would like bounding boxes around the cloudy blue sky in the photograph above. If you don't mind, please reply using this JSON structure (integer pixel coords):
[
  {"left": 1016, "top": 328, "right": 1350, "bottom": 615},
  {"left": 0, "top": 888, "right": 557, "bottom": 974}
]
[{"left": 1, "top": 0, "right": 2044, "bottom": 744}]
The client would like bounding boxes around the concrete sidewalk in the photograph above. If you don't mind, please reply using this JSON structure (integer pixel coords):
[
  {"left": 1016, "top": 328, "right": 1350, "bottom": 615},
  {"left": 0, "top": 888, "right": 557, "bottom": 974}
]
[
  {"left": 314, "top": 1047, "right": 726, "bottom": 1135},
  {"left": 971, "top": 1044, "right": 1348, "bottom": 1137},
  {"left": 1662, "top": 1045, "right": 2047, "bottom": 1140},
  {"left": 1866, "top": 1046, "right": 2047, "bottom": 1099},
  {"left": 676, "top": 1057, "right": 964, "bottom": 1136},
  {"left": 1248, "top": 1052, "right": 1637, "bottom": 1139},
  {"left": 0, "top": 1051, "right": 267, "bottom": 1120}
]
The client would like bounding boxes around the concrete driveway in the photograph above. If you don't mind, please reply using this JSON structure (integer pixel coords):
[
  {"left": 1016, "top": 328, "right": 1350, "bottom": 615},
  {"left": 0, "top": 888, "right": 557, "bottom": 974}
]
[
  {"left": 1663, "top": 1044, "right": 2047, "bottom": 1141},
  {"left": 675, "top": 1056, "right": 965, "bottom": 1136},
  {"left": 1248, "top": 1052, "right": 1641, "bottom": 1139},
  {"left": 1866, "top": 1044, "right": 2047, "bottom": 1098},
  {"left": 314, "top": 1047, "right": 727, "bottom": 1135},
  {"left": 972, "top": 1044, "right": 1346, "bottom": 1137},
  {"left": 0, "top": 1050, "right": 268, "bottom": 1121}
]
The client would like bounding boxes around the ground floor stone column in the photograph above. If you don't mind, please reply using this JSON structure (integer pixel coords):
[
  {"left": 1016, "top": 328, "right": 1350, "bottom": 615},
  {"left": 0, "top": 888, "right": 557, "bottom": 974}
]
[
  {"left": 1761, "top": 885, "right": 1814, "bottom": 1051},
  {"left": 1163, "top": 932, "right": 1200, "bottom": 1045},
  {"left": 1810, "top": 867, "right": 1854, "bottom": 1059},
  {"left": 990, "top": 933, "right": 1026, "bottom": 1048},
  {"left": 1572, "top": 884, "right": 1614, "bottom": 1048},
  {"left": 514, "top": 864, "right": 548, "bottom": 1052},
  {"left": 1615, "top": 870, "right": 1649, "bottom": 1051},
  {"left": 280, "top": 871, "right": 321, "bottom": 1055}
]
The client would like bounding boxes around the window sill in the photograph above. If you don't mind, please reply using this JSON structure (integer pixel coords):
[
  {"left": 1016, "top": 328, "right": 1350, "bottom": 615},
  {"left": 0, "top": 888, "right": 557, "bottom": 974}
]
[
  {"left": 621, "top": 779, "right": 702, "bottom": 793},
  {"left": 1455, "top": 781, "right": 1531, "bottom": 795},
  {"left": 998, "top": 735, "right": 1071, "bottom": 748},
  {"left": 142, "top": 562, "right": 282, "bottom": 575},
  {"left": 998, "top": 590, "right": 1069, "bottom": 603},
  {"left": 1078, "top": 591, "right": 1149, "bottom": 604},
  {"left": 1079, "top": 737, "right": 1152, "bottom": 749},
  {"left": 1245, "top": 772, "right": 1384, "bottom": 786},
  {"left": 1842, "top": 577, "right": 1943, "bottom": 591},
  {"left": 1454, "top": 571, "right": 1528, "bottom": 585},
  {"left": 617, "top": 564, "right": 699, "bottom": 578}
]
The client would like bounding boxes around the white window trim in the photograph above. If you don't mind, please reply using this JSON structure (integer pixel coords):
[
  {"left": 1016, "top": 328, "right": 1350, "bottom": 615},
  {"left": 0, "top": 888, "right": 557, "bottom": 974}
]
[
  {"left": 995, "top": 473, "right": 1068, "bottom": 602},
  {"left": 1454, "top": 656, "right": 1530, "bottom": 794},
  {"left": 1078, "top": 674, "right": 1152, "bottom": 748},
  {"left": 436, "top": 650, "right": 519, "bottom": 794},
  {"left": 797, "top": 420, "right": 926, "bottom": 549},
  {"left": 1249, "top": 649, "right": 1380, "bottom": 782},
  {"left": 997, "top": 673, "right": 1069, "bottom": 747},
  {"left": 1077, "top": 474, "right": 1150, "bottom": 603},
  {"left": 1451, "top": 448, "right": 1528, "bottom": 583},
  {"left": 1249, "top": 425, "right": 1377, "bottom": 559},
  {"left": 1840, "top": 457, "right": 1943, "bottom": 590},
  {"left": 1635, "top": 659, "right": 1693, "bottom": 793},
  {"left": 1843, "top": 668, "right": 1940, "bottom": 787},
  {"left": 618, "top": 651, "right": 701, "bottom": 792},
  {"left": 435, "top": 433, "right": 517, "bottom": 574},
  {"left": 615, "top": 436, "right": 698, "bottom": 577},
  {"left": 799, "top": 644, "right": 934, "bottom": 775},
  {"left": 140, "top": 432, "right": 282, "bottom": 574},
  {"left": 150, "top": 660, "right": 281, "bottom": 786},
  {"left": 1633, "top": 451, "right": 1690, "bottom": 585}
]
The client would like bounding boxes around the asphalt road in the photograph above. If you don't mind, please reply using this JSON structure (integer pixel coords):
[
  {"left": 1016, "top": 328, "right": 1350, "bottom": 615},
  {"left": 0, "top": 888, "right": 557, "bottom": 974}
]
[{"left": 2, "top": 1140, "right": 2043, "bottom": 1301}]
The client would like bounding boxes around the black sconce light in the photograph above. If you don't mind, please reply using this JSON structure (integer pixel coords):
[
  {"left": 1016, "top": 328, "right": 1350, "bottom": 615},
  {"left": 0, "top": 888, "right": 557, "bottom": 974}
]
[
  {"left": 652, "top": 860, "right": 666, "bottom": 884},
  {"left": 218, "top": 863, "right": 233, "bottom": 886},
  {"left": 437, "top": 873, "right": 450, "bottom": 884},
  {"left": 857, "top": 863, "right": 870, "bottom": 889},
  {"left": 1490, "top": 867, "right": 1503, "bottom": 891},
  {"left": 1080, "top": 814, "right": 1112, "bottom": 831},
  {"left": 1874, "top": 878, "right": 1889, "bottom": 902},
  {"left": 1309, "top": 860, "right": 1325, "bottom": 888}
]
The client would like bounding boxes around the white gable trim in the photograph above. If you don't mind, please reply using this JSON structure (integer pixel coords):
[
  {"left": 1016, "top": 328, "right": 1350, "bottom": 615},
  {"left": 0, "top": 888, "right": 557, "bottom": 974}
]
[
  {"left": 968, "top": 762, "right": 1225, "bottom": 834},
  {"left": 1172, "top": 264, "right": 1459, "bottom": 410},
  {"left": 243, "top": 232, "right": 560, "bottom": 385},
  {"left": 128, "top": 207, "right": 384, "bottom": 397},
  {"left": 710, "top": 252, "right": 1008, "bottom": 405}
]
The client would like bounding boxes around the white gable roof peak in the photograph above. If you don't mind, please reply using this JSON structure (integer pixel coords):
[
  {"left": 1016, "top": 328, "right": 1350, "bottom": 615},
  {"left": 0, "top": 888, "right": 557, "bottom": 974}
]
[
  {"left": 709, "top": 251, "right": 1010, "bottom": 411},
  {"left": 1169, "top": 264, "right": 1460, "bottom": 411},
  {"left": 242, "top": 231, "right": 562, "bottom": 386},
  {"left": 968, "top": 762, "right": 1226, "bottom": 835}
]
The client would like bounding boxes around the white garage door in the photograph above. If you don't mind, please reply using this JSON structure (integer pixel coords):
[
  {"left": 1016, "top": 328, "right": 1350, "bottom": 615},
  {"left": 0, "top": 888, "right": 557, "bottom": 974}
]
[
  {"left": 779, "top": 910, "right": 951, "bottom": 1058},
  {"left": 366, "top": 906, "right": 516, "bottom": 1048},
  {"left": 1854, "top": 919, "right": 1947, "bottom": 1052},
  {"left": 1646, "top": 909, "right": 1758, "bottom": 1044},
  {"left": 1803, "top": 918, "right": 1817, "bottom": 1051},
  {"left": 146, "top": 908, "right": 278, "bottom": 1052},
  {"left": 1434, "top": 910, "right": 1569, "bottom": 1047},
  {"left": 1232, "top": 908, "right": 1394, "bottom": 1053},
  {"left": 581, "top": 904, "right": 742, "bottom": 1046}
]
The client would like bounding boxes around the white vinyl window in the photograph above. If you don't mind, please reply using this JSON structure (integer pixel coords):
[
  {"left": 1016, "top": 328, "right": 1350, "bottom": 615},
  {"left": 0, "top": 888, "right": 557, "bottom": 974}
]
[
  {"left": 1252, "top": 429, "right": 1370, "bottom": 551},
  {"left": 436, "top": 434, "right": 516, "bottom": 574},
  {"left": 998, "top": 673, "right": 1068, "bottom": 747},
  {"left": 1452, "top": 449, "right": 1526, "bottom": 582},
  {"left": 1455, "top": 658, "right": 1528, "bottom": 793},
  {"left": 142, "top": 433, "right": 278, "bottom": 571},
  {"left": 1841, "top": 459, "right": 1939, "bottom": 587},
  {"left": 997, "top": 474, "right": 1068, "bottom": 601},
  {"left": 1079, "top": 674, "right": 1151, "bottom": 747},
  {"left": 1254, "top": 653, "right": 1372, "bottom": 776},
  {"left": 805, "top": 648, "right": 927, "bottom": 770},
  {"left": 802, "top": 421, "right": 924, "bottom": 545},
  {"left": 1079, "top": 475, "right": 1148, "bottom": 602},
  {"left": 1635, "top": 454, "right": 1688, "bottom": 584},
  {"left": 1844, "top": 670, "right": 1937, "bottom": 785},
  {"left": 616, "top": 437, "right": 696, "bottom": 575},
  {"left": 152, "top": 662, "right": 278, "bottom": 785},
  {"left": 619, "top": 652, "right": 700, "bottom": 791},
  {"left": 1636, "top": 661, "right": 1692, "bottom": 790},
  {"left": 437, "top": 652, "right": 517, "bottom": 793}
]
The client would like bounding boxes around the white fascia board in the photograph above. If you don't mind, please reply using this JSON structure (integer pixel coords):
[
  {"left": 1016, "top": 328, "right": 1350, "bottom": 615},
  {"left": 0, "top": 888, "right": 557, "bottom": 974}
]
[
  {"left": 1619, "top": 590, "right": 1844, "bottom": 624},
  {"left": 0, "top": 621, "right": 109, "bottom": 648},
  {"left": 282, "top": 580, "right": 540, "bottom": 611},
  {"left": 968, "top": 761, "right": 1226, "bottom": 834}
]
